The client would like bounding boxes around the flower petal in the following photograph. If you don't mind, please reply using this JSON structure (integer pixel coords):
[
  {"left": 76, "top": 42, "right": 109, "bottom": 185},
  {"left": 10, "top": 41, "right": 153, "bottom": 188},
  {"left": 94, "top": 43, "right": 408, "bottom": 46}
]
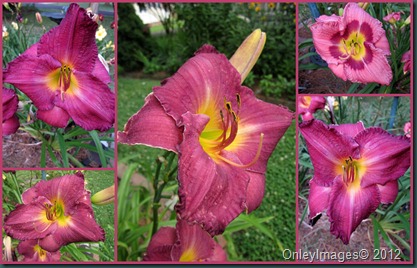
[
  {"left": 377, "top": 180, "right": 399, "bottom": 204},
  {"left": 308, "top": 179, "right": 331, "bottom": 219},
  {"left": 328, "top": 63, "right": 347, "bottom": 81},
  {"left": 153, "top": 45, "right": 241, "bottom": 125},
  {"left": 118, "top": 93, "right": 181, "bottom": 152},
  {"left": 3, "top": 115, "right": 20, "bottom": 136},
  {"left": 37, "top": 3, "right": 98, "bottom": 73},
  {"left": 176, "top": 112, "right": 248, "bottom": 236},
  {"left": 92, "top": 55, "right": 111, "bottom": 84},
  {"left": 144, "top": 227, "right": 176, "bottom": 261},
  {"left": 3, "top": 87, "right": 18, "bottom": 121},
  {"left": 330, "top": 121, "right": 365, "bottom": 138},
  {"left": 343, "top": 43, "right": 393, "bottom": 85},
  {"left": 171, "top": 220, "right": 217, "bottom": 262},
  {"left": 355, "top": 127, "right": 410, "bottom": 188},
  {"left": 38, "top": 202, "right": 105, "bottom": 252},
  {"left": 54, "top": 71, "right": 115, "bottom": 131},
  {"left": 328, "top": 176, "right": 380, "bottom": 244},
  {"left": 3, "top": 54, "right": 61, "bottom": 110},
  {"left": 311, "top": 14, "right": 345, "bottom": 65},
  {"left": 245, "top": 172, "right": 265, "bottom": 213},
  {"left": 4, "top": 197, "right": 57, "bottom": 240},
  {"left": 37, "top": 106, "right": 70, "bottom": 128},
  {"left": 223, "top": 86, "right": 293, "bottom": 174},
  {"left": 299, "top": 119, "right": 360, "bottom": 186}
]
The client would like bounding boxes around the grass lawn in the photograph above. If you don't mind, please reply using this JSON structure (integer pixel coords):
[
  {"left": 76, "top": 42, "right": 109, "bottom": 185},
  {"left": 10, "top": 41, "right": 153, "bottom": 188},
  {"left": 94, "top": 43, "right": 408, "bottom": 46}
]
[{"left": 117, "top": 76, "right": 296, "bottom": 261}]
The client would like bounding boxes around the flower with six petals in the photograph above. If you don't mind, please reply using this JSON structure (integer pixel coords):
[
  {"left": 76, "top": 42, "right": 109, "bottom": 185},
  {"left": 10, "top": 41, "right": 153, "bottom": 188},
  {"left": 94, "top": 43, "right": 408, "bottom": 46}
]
[
  {"left": 119, "top": 44, "right": 293, "bottom": 235},
  {"left": 310, "top": 3, "right": 392, "bottom": 85},
  {"left": 3, "top": 3, "right": 114, "bottom": 131},
  {"left": 17, "top": 240, "right": 61, "bottom": 262},
  {"left": 300, "top": 119, "right": 410, "bottom": 244},
  {"left": 4, "top": 172, "right": 105, "bottom": 252}
]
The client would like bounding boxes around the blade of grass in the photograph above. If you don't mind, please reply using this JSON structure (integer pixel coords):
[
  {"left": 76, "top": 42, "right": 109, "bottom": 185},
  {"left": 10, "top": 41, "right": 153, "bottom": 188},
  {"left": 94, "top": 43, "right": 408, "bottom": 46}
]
[
  {"left": 89, "top": 130, "right": 107, "bottom": 167},
  {"left": 57, "top": 131, "right": 69, "bottom": 167}
]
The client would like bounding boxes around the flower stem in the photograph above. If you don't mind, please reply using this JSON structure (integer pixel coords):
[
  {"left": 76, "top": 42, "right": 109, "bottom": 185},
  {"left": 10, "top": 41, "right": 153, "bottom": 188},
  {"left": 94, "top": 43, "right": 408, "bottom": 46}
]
[{"left": 151, "top": 151, "right": 177, "bottom": 236}]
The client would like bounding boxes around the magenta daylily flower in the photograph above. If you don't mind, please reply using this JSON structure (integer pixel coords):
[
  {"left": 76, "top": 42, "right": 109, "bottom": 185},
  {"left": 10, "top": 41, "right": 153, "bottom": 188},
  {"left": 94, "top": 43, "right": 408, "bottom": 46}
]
[
  {"left": 17, "top": 240, "right": 61, "bottom": 262},
  {"left": 119, "top": 45, "right": 293, "bottom": 235},
  {"left": 383, "top": 12, "right": 402, "bottom": 24},
  {"left": 2, "top": 87, "right": 20, "bottom": 135},
  {"left": 300, "top": 119, "right": 410, "bottom": 244},
  {"left": 4, "top": 172, "right": 105, "bottom": 252},
  {"left": 298, "top": 96, "right": 326, "bottom": 121},
  {"left": 3, "top": 3, "right": 114, "bottom": 131},
  {"left": 310, "top": 3, "right": 392, "bottom": 85},
  {"left": 401, "top": 50, "right": 411, "bottom": 74},
  {"left": 144, "top": 220, "right": 227, "bottom": 262}
]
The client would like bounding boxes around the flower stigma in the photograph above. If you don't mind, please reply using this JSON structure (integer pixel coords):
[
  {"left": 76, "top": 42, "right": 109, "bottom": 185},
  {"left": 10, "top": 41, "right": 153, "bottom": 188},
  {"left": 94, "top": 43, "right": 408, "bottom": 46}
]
[
  {"left": 199, "top": 93, "right": 263, "bottom": 168},
  {"left": 339, "top": 32, "right": 366, "bottom": 61}
]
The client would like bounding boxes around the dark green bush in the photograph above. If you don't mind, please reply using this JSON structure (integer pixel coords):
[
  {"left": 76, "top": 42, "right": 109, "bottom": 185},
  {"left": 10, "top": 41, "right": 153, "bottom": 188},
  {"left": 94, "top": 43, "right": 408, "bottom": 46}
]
[{"left": 117, "top": 3, "right": 151, "bottom": 73}]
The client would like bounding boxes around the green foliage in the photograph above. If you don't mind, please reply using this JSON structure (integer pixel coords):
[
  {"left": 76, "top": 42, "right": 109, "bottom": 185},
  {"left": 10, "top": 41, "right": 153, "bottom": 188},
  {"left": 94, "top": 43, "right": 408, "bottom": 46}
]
[
  {"left": 117, "top": 3, "right": 151, "bottom": 73},
  {"left": 259, "top": 74, "right": 296, "bottom": 100}
]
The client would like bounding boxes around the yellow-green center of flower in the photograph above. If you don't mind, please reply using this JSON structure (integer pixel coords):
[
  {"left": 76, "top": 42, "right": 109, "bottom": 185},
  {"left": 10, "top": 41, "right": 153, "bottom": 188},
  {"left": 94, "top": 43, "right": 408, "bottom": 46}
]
[
  {"left": 340, "top": 156, "right": 366, "bottom": 193},
  {"left": 43, "top": 199, "right": 70, "bottom": 227},
  {"left": 34, "top": 244, "right": 47, "bottom": 261},
  {"left": 47, "top": 64, "right": 78, "bottom": 99},
  {"left": 198, "top": 94, "right": 263, "bottom": 168},
  {"left": 339, "top": 32, "right": 366, "bottom": 61}
]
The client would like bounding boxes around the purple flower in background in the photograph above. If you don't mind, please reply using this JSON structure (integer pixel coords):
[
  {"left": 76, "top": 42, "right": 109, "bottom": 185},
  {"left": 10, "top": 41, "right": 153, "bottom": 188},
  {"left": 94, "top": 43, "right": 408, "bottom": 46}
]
[
  {"left": 2, "top": 87, "right": 20, "bottom": 135},
  {"left": 144, "top": 220, "right": 227, "bottom": 262},
  {"left": 17, "top": 240, "right": 61, "bottom": 262}
]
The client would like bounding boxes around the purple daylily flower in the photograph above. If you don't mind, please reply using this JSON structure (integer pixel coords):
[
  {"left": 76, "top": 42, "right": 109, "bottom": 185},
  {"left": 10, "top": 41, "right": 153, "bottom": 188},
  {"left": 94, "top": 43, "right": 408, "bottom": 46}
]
[
  {"left": 300, "top": 119, "right": 410, "bottom": 244},
  {"left": 3, "top": 3, "right": 114, "bottom": 131},
  {"left": 310, "top": 3, "right": 392, "bottom": 85},
  {"left": 118, "top": 45, "right": 293, "bottom": 235},
  {"left": 2, "top": 87, "right": 20, "bottom": 135},
  {"left": 4, "top": 172, "right": 105, "bottom": 252},
  {"left": 298, "top": 96, "right": 326, "bottom": 121},
  {"left": 17, "top": 240, "right": 61, "bottom": 262},
  {"left": 144, "top": 220, "right": 227, "bottom": 262}
]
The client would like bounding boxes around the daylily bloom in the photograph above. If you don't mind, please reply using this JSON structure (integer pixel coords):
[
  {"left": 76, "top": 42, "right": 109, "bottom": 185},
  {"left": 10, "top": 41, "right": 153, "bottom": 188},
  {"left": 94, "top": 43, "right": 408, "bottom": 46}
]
[
  {"left": 4, "top": 172, "right": 105, "bottom": 252},
  {"left": 119, "top": 44, "right": 293, "bottom": 235},
  {"left": 300, "top": 119, "right": 410, "bottom": 244},
  {"left": 144, "top": 220, "right": 227, "bottom": 261},
  {"left": 401, "top": 50, "right": 411, "bottom": 74},
  {"left": 3, "top": 3, "right": 115, "bottom": 131},
  {"left": 17, "top": 240, "right": 61, "bottom": 262},
  {"left": 310, "top": 3, "right": 392, "bottom": 85},
  {"left": 298, "top": 96, "right": 326, "bottom": 121},
  {"left": 3, "top": 87, "right": 20, "bottom": 136},
  {"left": 403, "top": 122, "right": 411, "bottom": 138},
  {"left": 383, "top": 12, "right": 402, "bottom": 24}
]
